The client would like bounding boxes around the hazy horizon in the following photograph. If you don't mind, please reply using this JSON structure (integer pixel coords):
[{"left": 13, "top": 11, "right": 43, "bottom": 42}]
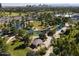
[{"left": 2, "top": 3, "right": 79, "bottom": 7}]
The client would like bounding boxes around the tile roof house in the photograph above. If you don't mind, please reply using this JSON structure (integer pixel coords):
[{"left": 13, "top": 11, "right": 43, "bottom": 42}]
[{"left": 30, "top": 38, "right": 43, "bottom": 49}]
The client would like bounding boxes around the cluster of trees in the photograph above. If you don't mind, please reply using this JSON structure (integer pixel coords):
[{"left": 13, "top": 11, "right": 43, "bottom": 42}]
[
  {"left": 51, "top": 23, "right": 79, "bottom": 56},
  {"left": 0, "top": 36, "right": 10, "bottom": 56}
]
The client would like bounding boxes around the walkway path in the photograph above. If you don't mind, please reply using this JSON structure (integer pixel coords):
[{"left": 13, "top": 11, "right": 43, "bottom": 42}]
[
  {"left": 6, "top": 36, "right": 16, "bottom": 44},
  {"left": 44, "top": 35, "right": 52, "bottom": 48},
  {"left": 44, "top": 46, "right": 53, "bottom": 56}
]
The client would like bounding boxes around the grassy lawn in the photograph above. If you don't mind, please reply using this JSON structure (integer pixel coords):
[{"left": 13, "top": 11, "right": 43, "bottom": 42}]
[{"left": 31, "top": 21, "right": 45, "bottom": 30}]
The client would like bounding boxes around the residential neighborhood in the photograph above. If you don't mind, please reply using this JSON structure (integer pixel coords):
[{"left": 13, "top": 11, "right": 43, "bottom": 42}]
[{"left": 0, "top": 3, "right": 79, "bottom": 56}]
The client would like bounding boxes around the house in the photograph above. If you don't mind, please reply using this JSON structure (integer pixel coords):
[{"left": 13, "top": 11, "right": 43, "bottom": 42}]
[{"left": 30, "top": 38, "right": 43, "bottom": 49}]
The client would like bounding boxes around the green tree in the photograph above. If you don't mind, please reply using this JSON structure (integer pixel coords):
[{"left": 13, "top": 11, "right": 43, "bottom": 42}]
[{"left": 52, "top": 27, "right": 79, "bottom": 56}]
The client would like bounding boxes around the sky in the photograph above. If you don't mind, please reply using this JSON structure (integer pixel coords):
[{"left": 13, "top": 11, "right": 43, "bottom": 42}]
[
  {"left": 1, "top": 0, "right": 79, "bottom": 6},
  {"left": 2, "top": 3, "right": 43, "bottom": 6},
  {"left": 1, "top": 0, "right": 79, "bottom": 3},
  {"left": 2, "top": 3, "right": 26, "bottom": 6},
  {"left": 2, "top": 3, "right": 79, "bottom": 7}
]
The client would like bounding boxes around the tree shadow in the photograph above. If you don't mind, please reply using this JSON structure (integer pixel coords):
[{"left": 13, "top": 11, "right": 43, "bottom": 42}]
[{"left": 14, "top": 44, "right": 26, "bottom": 50}]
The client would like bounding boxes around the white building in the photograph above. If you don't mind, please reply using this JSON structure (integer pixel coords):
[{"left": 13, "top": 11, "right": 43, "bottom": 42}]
[{"left": 55, "top": 14, "right": 72, "bottom": 17}]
